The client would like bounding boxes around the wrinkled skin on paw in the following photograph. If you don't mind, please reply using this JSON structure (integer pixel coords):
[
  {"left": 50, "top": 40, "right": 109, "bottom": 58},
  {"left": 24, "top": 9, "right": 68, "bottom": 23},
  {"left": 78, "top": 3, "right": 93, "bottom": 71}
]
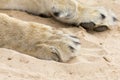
[{"left": 0, "top": 13, "right": 80, "bottom": 62}]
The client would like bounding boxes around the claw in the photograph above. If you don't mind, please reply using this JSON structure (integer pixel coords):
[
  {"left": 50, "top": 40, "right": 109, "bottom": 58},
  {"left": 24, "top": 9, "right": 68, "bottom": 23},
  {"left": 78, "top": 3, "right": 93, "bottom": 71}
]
[{"left": 69, "top": 46, "right": 75, "bottom": 52}]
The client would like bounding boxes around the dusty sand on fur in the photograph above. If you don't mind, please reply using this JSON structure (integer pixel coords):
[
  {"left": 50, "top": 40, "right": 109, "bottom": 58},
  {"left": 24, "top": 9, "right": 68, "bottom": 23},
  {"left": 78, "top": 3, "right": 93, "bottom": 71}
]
[{"left": 0, "top": 0, "right": 120, "bottom": 80}]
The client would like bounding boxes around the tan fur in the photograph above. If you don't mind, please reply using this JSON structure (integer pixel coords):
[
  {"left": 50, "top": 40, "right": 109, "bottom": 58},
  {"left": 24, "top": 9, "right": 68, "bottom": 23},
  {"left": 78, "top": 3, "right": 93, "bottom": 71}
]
[
  {"left": 0, "top": 13, "right": 80, "bottom": 62},
  {"left": 0, "top": 0, "right": 117, "bottom": 62},
  {"left": 0, "top": 0, "right": 117, "bottom": 30}
]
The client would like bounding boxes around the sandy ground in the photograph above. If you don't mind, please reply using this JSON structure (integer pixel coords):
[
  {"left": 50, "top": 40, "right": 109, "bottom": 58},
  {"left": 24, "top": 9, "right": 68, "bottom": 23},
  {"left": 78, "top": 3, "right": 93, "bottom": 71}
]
[{"left": 0, "top": 0, "right": 120, "bottom": 80}]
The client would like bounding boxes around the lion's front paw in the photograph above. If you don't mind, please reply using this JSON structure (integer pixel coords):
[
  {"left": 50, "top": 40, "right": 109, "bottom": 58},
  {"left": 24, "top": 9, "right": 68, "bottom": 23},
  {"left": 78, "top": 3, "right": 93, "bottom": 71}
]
[{"left": 35, "top": 31, "right": 81, "bottom": 62}]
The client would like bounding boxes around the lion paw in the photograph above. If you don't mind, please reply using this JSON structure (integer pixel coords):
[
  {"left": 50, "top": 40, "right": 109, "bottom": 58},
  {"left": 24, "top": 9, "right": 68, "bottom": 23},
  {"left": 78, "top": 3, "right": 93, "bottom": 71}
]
[{"left": 34, "top": 30, "right": 81, "bottom": 62}]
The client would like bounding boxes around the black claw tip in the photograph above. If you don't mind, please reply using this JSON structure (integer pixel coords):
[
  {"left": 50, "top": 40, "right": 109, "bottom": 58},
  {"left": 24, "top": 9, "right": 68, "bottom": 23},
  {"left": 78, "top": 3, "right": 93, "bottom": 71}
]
[
  {"left": 113, "top": 17, "right": 118, "bottom": 22},
  {"left": 70, "top": 35, "right": 79, "bottom": 39},
  {"left": 100, "top": 13, "right": 106, "bottom": 19},
  {"left": 53, "top": 12, "right": 60, "bottom": 17},
  {"left": 73, "top": 41, "right": 81, "bottom": 45},
  {"left": 69, "top": 46, "right": 75, "bottom": 52}
]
